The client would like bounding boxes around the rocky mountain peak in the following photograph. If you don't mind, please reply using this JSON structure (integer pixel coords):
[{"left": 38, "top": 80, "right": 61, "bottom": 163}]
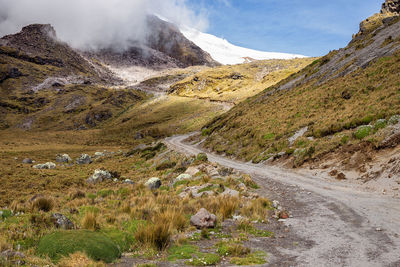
[{"left": 381, "top": 0, "right": 400, "bottom": 14}]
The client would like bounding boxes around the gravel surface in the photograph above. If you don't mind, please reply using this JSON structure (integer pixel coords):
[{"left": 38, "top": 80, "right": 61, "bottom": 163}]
[{"left": 165, "top": 134, "right": 400, "bottom": 267}]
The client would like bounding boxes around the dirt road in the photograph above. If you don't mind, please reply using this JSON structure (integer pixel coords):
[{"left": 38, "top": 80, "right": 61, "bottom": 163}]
[{"left": 165, "top": 134, "right": 400, "bottom": 267}]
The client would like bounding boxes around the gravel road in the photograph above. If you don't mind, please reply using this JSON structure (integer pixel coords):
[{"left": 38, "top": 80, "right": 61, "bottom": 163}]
[{"left": 165, "top": 134, "right": 400, "bottom": 267}]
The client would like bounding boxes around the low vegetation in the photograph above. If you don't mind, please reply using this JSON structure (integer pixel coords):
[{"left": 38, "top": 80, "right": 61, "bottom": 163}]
[
  {"left": 0, "top": 132, "right": 275, "bottom": 265},
  {"left": 201, "top": 49, "right": 400, "bottom": 164}
]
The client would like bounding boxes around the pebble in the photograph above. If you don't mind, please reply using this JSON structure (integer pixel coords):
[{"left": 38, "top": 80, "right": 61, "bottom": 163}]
[{"left": 376, "top": 227, "right": 382, "bottom": 231}]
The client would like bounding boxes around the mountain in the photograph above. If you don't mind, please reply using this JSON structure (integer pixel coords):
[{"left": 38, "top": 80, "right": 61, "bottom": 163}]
[
  {"left": 199, "top": 1, "right": 400, "bottom": 175},
  {"left": 87, "top": 15, "right": 218, "bottom": 70},
  {"left": 180, "top": 26, "right": 306, "bottom": 65}
]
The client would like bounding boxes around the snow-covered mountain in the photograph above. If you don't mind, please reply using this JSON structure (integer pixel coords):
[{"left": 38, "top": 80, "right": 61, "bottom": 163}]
[{"left": 180, "top": 26, "right": 307, "bottom": 65}]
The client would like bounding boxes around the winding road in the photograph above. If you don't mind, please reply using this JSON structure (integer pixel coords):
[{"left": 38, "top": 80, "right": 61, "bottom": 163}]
[{"left": 165, "top": 134, "right": 400, "bottom": 267}]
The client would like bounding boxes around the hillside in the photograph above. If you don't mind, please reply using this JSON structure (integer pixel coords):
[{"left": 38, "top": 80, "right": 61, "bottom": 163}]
[
  {"left": 169, "top": 58, "right": 315, "bottom": 104},
  {"left": 200, "top": 4, "right": 400, "bottom": 175}
]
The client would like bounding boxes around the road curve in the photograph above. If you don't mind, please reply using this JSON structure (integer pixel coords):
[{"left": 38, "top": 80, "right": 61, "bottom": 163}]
[{"left": 165, "top": 134, "right": 400, "bottom": 267}]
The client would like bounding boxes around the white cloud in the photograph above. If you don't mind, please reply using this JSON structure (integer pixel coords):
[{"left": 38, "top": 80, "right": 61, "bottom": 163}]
[{"left": 0, "top": 0, "right": 208, "bottom": 50}]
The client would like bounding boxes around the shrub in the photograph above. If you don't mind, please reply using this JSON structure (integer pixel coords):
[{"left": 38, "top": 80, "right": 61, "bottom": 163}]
[
  {"left": 82, "top": 212, "right": 99, "bottom": 231},
  {"left": 0, "top": 209, "right": 12, "bottom": 220},
  {"left": 196, "top": 153, "right": 208, "bottom": 162},
  {"left": 354, "top": 125, "right": 372, "bottom": 140},
  {"left": 97, "top": 189, "right": 114, "bottom": 198},
  {"left": 31, "top": 197, "right": 54, "bottom": 212},
  {"left": 374, "top": 119, "right": 387, "bottom": 132},
  {"left": 134, "top": 222, "right": 171, "bottom": 250},
  {"left": 37, "top": 230, "right": 121, "bottom": 263}
]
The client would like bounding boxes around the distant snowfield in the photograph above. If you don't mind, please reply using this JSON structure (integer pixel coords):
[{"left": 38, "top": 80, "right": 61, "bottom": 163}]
[{"left": 180, "top": 26, "right": 307, "bottom": 65}]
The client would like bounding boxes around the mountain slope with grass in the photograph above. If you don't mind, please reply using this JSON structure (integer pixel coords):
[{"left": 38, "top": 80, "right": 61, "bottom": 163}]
[
  {"left": 169, "top": 57, "right": 315, "bottom": 104},
  {"left": 200, "top": 3, "right": 400, "bottom": 171}
]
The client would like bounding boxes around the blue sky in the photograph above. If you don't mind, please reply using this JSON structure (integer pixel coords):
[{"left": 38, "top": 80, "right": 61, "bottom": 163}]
[{"left": 187, "top": 0, "right": 382, "bottom": 56}]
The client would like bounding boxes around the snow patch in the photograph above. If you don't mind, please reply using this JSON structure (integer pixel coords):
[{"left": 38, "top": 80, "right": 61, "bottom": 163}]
[{"left": 180, "top": 26, "right": 307, "bottom": 65}]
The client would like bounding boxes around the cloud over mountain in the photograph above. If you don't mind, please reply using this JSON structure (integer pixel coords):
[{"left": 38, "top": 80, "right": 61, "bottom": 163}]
[{"left": 0, "top": 0, "right": 208, "bottom": 51}]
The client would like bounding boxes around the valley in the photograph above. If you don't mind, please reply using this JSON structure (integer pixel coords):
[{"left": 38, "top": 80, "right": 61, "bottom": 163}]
[{"left": 1, "top": 1, "right": 400, "bottom": 266}]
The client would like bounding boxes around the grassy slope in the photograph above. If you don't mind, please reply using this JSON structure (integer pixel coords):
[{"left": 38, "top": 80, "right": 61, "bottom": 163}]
[
  {"left": 169, "top": 58, "right": 315, "bottom": 104},
  {"left": 201, "top": 25, "right": 400, "bottom": 163},
  {"left": 99, "top": 95, "right": 227, "bottom": 145}
]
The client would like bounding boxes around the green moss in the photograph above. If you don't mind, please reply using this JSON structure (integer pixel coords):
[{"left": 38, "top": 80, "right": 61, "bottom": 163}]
[
  {"left": 354, "top": 125, "right": 372, "bottom": 140},
  {"left": 262, "top": 133, "right": 275, "bottom": 140},
  {"left": 36, "top": 230, "right": 121, "bottom": 263},
  {"left": 101, "top": 228, "right": 135, "bottom": 252},
  {"left": 0, "top": 209, "right": 12, "bottom": 220},
  {"left": 230, "top": 251, "right": 267, "bottom": 265},
  {"left": 374, "top": 119, "right": 387, "bottom": 132}
]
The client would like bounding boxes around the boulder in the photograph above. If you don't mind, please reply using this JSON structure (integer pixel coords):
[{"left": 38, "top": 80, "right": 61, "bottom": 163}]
[
  {"left": 33, "top": 162, "right": 56, "bottom": 169},
  {"left": 51, "top": 213, "right": 74, "bottom": 230},
  {"left": 76, "top": 154, "right": 92, "bottom": 164},
  {"left": 124, "top": 179, "right": 134, "bottom": 185},
  {"left": 190, "top": 208, "right": 217, "bottom": 229},
  {"left": 185, "top": 166, "right": 201, "bottom": 176},
  {"left": 174, "top": 173, "right": 192, "bottom": 184},
  {"left": 221, "top": 188, "right": 239, "bottom": 198},
  {"left": 56, "top": 154, "right": 72, "bottom": 163},
  {"left": 22, "top": 158, "right": 33, "bottom": 164},
  {"left": 145, "top": 177, "right": 161, "bottom": 189},
  {"left": 87, "top": 169, "right": 112, "bottom": 184}
]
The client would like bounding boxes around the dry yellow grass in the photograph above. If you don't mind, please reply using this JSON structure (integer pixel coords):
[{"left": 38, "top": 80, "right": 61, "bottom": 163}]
[
  {"left": 169, "top": 58, "right": 316, "bottom": 104},
  {"left": 58, "top": 252, "right": 105, "bottom": 267}
]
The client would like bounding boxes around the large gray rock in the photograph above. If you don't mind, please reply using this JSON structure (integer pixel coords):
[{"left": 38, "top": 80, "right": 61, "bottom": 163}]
[
  {"left": 56, "top": 154, "right": 72, "bottom": 163},
  {"left": 221, "top": 188, "right": 240, "bottom": 198},
  {"left": 173, "top": 173, "right": 192, "bottom": 185},
  {"left": 22, "top": 158, "right": 33, "bottom": 164},
  {"left": 76, "top": 154, "right": 92, "bottom": 164},
  {"left": 185, "top": 166, "right": 201, "bottom": 176},
  {"left": 87, "top": 169, "right": 112, "bottom": 184},
  {"left": 145, "top": 177, "right": 161, "bottom": 189},
  {"left": 190, "top": 208, "right": 217, "bottom": 229},
  {"left": 51, "top": 213, "right": 74, "bottom": 230},
  {"left": 179, "top": 183, "right": 215, "bottom": 198},
  {"left": 33, "top": 162, "right": 56, "bottom": 169}
]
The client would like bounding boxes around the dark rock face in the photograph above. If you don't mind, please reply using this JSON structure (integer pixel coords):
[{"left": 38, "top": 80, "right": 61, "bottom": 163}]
[
  {"left": 87, "top": 15, "right": 218, "bottom": 69},
  {"left": 381, "top": 0, "right": 400, "bottom": 14}
]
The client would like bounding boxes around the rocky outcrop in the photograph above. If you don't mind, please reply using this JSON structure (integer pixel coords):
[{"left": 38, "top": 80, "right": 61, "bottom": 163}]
[
  {"left": 76, "top": 154, "right": 92, "bottom": 165},
  {"left": 381, "top": 0, "right": 400, "bottom": 14},
  {"left": 51, "top": 213, "right": 74, "bottom": 230},
  {"left": 33, "top": 162, "right": 56, "bottom": 169},
  {"left": 87, "top": 169, "right": 112, "bottom": 184},
  {"left": 56, "top": 154, "right": 72, "bottom": 163}
]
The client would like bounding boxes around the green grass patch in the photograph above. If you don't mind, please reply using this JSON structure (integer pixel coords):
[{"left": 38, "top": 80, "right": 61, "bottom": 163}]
[
  {"left": 36, "top": 230, "right": 121, "bottom": 263},
  {"left": 354, "top": 125, "right": 372, "bottom": 140},
  {"left": 101, "top": 228, "right": 135, "bottom": 252},
  {"left": 230, "top": 251, "right": 267, "bottom": 265},
  {"left": 186, "top": 253, "right": 221, "bottom": 266},
  {"left": 168, "top": 244, "right": 199, "bottom": 261}
]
